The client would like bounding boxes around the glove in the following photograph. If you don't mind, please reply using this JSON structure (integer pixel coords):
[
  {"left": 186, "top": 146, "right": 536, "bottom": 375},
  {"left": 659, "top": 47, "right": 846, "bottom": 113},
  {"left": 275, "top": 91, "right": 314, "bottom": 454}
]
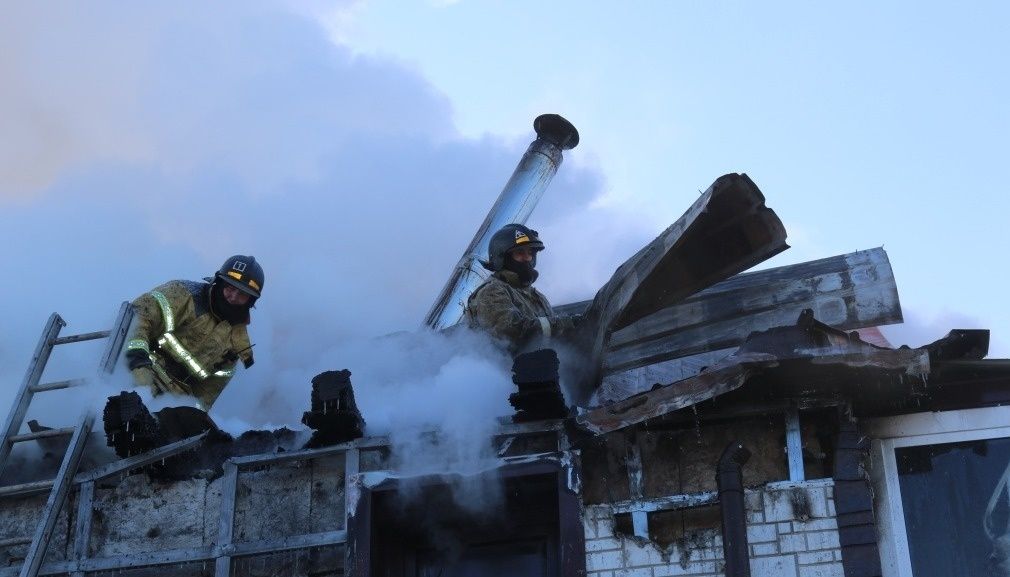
[
  {"left": 125, "top": 348, "right": 152, "bottom": 370},
  {"left": 131, "top": 366, "right": 155, "bottom": 389},
  {"left": 551, "top": 315, "right": 579, "bottom": 336}
]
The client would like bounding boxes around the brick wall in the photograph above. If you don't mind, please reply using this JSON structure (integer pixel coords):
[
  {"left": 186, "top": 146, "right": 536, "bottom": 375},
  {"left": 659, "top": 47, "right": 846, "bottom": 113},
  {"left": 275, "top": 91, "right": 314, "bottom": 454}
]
[{"left": 584, "top": 480, "right": 845, "bottom": 577}]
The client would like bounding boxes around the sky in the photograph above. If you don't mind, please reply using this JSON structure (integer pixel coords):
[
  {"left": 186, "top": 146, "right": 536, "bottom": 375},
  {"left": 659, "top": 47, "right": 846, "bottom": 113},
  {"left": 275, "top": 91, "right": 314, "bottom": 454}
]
[{"left": 1, "top": 1, "right": 1007, "bottom": 432}]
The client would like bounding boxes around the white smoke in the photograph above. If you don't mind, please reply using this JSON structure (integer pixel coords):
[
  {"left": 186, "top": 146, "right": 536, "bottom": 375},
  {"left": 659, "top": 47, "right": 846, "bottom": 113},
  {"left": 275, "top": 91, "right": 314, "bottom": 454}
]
[{"left": 0, "top": 0, "right": 613, "bottom": 441}]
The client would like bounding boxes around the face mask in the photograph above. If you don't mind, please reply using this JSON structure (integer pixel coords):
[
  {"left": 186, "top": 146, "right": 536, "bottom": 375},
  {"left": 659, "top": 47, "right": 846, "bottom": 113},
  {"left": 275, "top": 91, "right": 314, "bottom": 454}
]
[
  {"left": 210, "top": 282, "right": 251, "bottom": 324},
  {"left": 504, "top": 257, "right": 539, "bottom": 286}
]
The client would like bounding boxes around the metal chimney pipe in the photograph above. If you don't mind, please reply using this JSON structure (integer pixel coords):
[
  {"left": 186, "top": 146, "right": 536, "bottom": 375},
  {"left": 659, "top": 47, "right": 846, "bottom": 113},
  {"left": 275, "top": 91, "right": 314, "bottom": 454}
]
[{"left": 423, "top": 114, "right": 579, "bottom": 330}]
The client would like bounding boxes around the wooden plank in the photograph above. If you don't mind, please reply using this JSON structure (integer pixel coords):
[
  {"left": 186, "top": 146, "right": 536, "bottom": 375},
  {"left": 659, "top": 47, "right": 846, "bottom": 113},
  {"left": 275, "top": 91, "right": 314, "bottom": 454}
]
[
  {"left": 570, "top": 173, "right": 787, "bottom": 403},
  {"left": 785, "top": 408, "right": 804, "bottom": 482},
  {"left": 213, "top": 462, "right": 239, "bottom": 577},
  {"left": 560, "top": 248, "right": 902, "bottom": 381},
  {"left": 344, "top": 448, "right": 359, "bottom": 532},
  {"left": 605, "top": 248, "right": 901, "bottom": 372},
  {"left": 578, "top": 361, "right": 757, "bottom": 435},
  {"left": 72, "top": 482, "right": 95, "bottom": 564}
]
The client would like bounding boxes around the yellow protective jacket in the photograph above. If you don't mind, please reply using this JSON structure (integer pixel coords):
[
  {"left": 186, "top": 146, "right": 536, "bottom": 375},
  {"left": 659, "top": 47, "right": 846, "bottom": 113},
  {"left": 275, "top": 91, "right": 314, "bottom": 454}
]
[
  {"left": 125, "top": 280, "right": 253, "bottom": 409},
  {"left": 465, "top": 270, "right": 573, "bottom": 350}
]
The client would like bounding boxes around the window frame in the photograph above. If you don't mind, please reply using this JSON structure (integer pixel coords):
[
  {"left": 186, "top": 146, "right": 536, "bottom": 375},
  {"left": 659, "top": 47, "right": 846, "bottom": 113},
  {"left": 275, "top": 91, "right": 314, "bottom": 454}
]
[{"left": 865, "top": 405, "right": 1010, "bottom": 577}]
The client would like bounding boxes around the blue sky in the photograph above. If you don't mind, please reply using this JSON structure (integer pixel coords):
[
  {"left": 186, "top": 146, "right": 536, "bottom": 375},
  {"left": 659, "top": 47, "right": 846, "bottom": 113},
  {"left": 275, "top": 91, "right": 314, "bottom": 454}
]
[
  {"left": 1, "top": 1, "right": 1007, "bottom": 428},
  {"left": 333, "top": 0, "right": 1010, "bottom": 350}
]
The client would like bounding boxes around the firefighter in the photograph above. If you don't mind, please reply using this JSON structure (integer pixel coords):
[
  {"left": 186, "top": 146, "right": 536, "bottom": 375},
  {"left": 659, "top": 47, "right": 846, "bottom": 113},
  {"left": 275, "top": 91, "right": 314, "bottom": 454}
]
[
  {"left": 466, "top": 224, "right": 578, "bottom": 350},
  {"left": 123, "top": 255, "right": 263, "bottom": 410}
]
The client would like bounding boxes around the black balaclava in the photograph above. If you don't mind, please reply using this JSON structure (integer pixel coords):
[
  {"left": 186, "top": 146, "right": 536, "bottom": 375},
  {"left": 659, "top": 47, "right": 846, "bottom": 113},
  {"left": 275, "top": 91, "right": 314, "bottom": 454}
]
[
  {"left": 209, "top": 281, "right": 252, "bottom": 325},
  {"left": 503, "top": 251, "right": 539, "bottom": 286}
]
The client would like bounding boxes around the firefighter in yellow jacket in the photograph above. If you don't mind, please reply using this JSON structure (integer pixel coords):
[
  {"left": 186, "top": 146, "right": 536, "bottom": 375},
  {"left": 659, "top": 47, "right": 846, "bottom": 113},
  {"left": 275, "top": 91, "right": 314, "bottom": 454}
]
[
  {"left": 124, "top": 255, "right": 263, "bottom": 410},
  {"left": 466, "top": 224, "right": 578, "bottom": 351}
]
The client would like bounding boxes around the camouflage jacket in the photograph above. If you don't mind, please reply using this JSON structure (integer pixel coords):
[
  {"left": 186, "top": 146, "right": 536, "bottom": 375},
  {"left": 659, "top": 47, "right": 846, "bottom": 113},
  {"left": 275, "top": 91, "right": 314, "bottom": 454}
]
[
  {"left": 125, "top": 280, "right": 253, "bottom": 409},
  {"left": 465, "top": 270, "right": 572, "bottom": 349}
]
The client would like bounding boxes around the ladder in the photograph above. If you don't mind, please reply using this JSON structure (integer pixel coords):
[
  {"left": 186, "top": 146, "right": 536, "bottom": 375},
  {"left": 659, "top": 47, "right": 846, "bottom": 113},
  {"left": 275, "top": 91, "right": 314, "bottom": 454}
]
[{"left": 0, "top": 302, "right": 133, "bottom": 577}]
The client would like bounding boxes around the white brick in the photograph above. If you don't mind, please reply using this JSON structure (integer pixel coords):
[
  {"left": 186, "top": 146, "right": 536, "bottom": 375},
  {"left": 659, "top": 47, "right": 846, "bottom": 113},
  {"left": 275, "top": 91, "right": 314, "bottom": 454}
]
[
  {"left": 780, "top": 533, "right": 808, "bottom": 553},
  {"left": 745, "top": 491, "right": 763, "bottom": 512},
  {"left": 804, "top": 488, "right": 830, "bottom": 518},
  {"left": 750, "top": 555, "right": 799, "bottom": 577},
  {"left": 585, "top": 518, "right": 601, "bottom": 539},
  {"left": 751, "top": 542, "right": 779, "bottom": 556},
  {"left": 615, "top": 568, "right": 654, "bottom": 577},
  {"left": 826, "top": 498, "right": 836, "bottom": 516},
  {"left": 797, "top": 551, "right": 835, "bottom": 565},
  {"left": 747, "top": 523, "right": 778, "bottom": 543},
  {"left": 747, "top": 509, "right": 765, "bottom": 524},
  {"left": 623, "top": 540, "right": 663, "bottom": 566},
  {"left": 587, "top": 537, "right": 623, "bottom": 552},
  {"left": 805, "top": 530, "right": 840, "bottom": 551},
  {"left": 695, "top": 546, "right": 724, "bottom": 561},
  {"left": 588, "top": 572, "right": 613, "bottom": 577},
  {"left": 778, "top": 522, "right": 793, "bottom": 533},
  {"left": 799, "top": 562, "right": 844, "bottom": 577},
  {"left": 587, "top": 550, "right": 624, "bottom": 572},
  {"left": 792, "top": 518, "right": 837, "bottom": 532},
  {"left": 653, "top": 561, "right": 717, "bottom": 576},
  {"left": 764, "top": 490, "right": 796, "bottom": 522}
]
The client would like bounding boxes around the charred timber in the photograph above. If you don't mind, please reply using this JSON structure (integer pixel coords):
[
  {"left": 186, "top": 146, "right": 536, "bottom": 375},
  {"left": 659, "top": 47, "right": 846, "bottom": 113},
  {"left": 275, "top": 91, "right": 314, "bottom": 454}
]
[
  {"left": 554, "top": 248, "right": 903, "bottom": 381},
  {"left": 569, "top": 173, "right": 788, "bottom": 403},
  {"left": 578, "top": 309, "right": 931, "bottom": 435},
  {"left": 510, "top": 349, "right": 568, "bottom": 422},
  {"left": 302, "top": 370, "right": 365, "bottom": 448}
]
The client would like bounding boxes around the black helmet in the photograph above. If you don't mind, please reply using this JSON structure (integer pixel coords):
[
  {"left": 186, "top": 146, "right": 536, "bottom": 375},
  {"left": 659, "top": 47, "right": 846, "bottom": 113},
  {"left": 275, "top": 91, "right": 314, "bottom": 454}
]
[
  {"left": 482, "top": 224, "right": 545, "bottom": 272},
  {"left": 215, "top": 255, "right": 264, "bottom": 299}
]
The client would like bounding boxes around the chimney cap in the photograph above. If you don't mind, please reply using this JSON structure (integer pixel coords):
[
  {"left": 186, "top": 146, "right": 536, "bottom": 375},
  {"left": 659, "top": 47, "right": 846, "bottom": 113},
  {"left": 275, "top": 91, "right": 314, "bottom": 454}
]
[{"left": 534, "top": 114, "right": 579, "bottom": 150}]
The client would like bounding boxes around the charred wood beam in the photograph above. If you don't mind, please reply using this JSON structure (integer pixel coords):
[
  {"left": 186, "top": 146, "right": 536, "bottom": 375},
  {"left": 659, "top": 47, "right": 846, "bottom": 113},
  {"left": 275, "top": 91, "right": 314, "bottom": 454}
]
[
  {"left": 578, "top": 311, "right": 930, "bottom": 435},
  {"left": 302, "top": 370, "right": 365, "bottom": 448},
  {"left": 570, "top": 173, "right": 787, "bottom": 402},
  {"left": 510, "top": 349, "right": 567, "bottom": 422},
  {"left": 558, "top": 247, "right": 903, "bottom": 380}
]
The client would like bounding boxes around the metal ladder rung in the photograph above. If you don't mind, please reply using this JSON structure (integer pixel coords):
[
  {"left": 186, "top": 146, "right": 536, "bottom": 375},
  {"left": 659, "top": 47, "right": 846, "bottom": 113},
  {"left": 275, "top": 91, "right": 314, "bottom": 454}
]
[
  {"left": 29, "top": 379, "right": 86, "bottom": 393},
  {"left": 8, "top": 427, "right": 75, "bottom": 444},
  {"left": 53, "top": 330, "right": 111, "bottom": 345}
]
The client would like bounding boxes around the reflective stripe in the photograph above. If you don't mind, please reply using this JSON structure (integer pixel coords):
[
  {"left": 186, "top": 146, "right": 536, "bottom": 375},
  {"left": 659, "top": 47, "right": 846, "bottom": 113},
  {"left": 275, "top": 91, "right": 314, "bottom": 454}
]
[
  {"left": 158, "top": 333, "right": 210, "bottom": 380},
  {"left": 149, "top": 289, "right": 236, "bottom": 382},
  {"left": 126, "top": 338, "right": 150, "bottom": 354},
  {"left": 537, "top": 316, "right": 552, "bottom": 338},
  {"left": 149, "top": 291, "right": 175, "bottom": 332}
]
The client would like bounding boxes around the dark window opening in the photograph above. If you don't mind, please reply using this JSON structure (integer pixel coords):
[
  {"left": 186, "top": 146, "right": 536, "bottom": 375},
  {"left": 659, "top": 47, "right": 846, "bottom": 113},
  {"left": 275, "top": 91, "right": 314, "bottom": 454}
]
[
  {"left": 896, "top": 436, "right": 1010, "bottom": 577},
  {"left": 348, "top": 461, "right": 584, "bottom": 577}
]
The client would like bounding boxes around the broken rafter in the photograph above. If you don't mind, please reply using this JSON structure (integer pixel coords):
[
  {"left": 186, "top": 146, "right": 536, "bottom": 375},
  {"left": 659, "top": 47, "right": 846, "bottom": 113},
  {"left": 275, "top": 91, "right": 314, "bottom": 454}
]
[
  {"left": 577, "top": 311, "right": 930, "bottom": 435},
  {"left": 569, "top": 173, "right": 787, "bottom": 403}
]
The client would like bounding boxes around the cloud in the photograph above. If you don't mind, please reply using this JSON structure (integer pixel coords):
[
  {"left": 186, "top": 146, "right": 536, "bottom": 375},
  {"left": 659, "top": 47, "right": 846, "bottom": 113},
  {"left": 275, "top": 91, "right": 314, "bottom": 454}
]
[{"left": 0, "top": 0, "right": 611, "bottom": 433}]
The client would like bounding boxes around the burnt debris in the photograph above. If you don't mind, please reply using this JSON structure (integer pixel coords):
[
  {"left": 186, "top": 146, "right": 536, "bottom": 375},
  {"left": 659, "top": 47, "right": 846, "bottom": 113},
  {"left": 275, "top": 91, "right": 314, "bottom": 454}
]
[
  {"left": 510, "top": 349, "right": 568, "bottom": 422},
  {"left": 302, "top": 370, "right": 365, "bottom": 448},
  {"left": 103, "top": 391, "right": 165, "bottom": 458}
]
